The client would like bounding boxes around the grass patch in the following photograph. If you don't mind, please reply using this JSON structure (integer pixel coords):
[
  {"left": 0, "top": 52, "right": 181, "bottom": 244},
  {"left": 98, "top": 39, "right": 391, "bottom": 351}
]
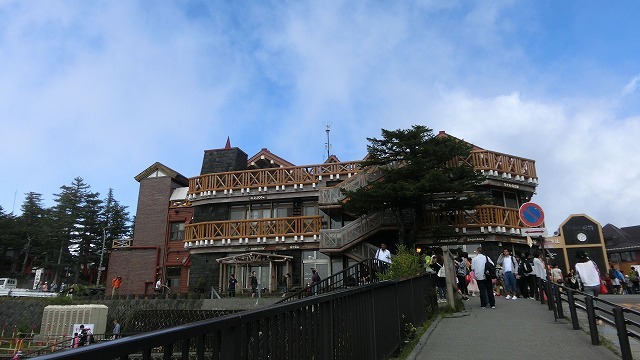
[{"left": 388, "top": 313, "right": 440, "bottom": 359}]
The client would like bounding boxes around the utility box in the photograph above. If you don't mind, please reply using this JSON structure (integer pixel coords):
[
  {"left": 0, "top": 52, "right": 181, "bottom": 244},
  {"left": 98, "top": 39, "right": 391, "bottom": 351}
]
[{"left": 40, "top": 305, "right": 108, "bottom": 337}]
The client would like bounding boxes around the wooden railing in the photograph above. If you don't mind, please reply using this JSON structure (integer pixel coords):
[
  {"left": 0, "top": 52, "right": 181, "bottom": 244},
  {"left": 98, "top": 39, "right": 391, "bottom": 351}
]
[
  {"left": 188, "top": 161, "right": 361, "bottom": 196},
  {"left": 423, "top": 205, "right": 524, "bottom": 229},
  {"left": 184, "top": 216, "right": 322, "bottom": 244},
  {"left": 112, "top": 239, "right": 133, "bottom": 248},
  {"left": 452, "top": 150, "right": 537, "bottom": 179}
]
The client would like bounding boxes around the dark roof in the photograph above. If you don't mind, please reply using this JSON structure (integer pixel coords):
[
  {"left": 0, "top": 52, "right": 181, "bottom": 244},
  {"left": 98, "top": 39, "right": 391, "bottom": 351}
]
[
  {"left": 603, "top": 223, "right": 640, "bottom": 252},
  {"left": 134, "top": 162, "right": 189, "bottom": 186}
]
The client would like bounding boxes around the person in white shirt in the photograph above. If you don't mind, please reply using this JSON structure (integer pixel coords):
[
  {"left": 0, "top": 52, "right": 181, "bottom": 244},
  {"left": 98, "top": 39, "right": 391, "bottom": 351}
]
[
  {"left": 497, "top": 248, "right": 518, "bottom": 300},
  {"left": 532, "top": 251, "right": 548, "bottom": 299},
  {"left": 575, "top": 251, "right": 601, "bottom": 297},
  {"left": 375, "top": 243, "right": 392, "bottom": 274},
  {"left": 471, "top": 247, "right": 496, "bottom": 309}
]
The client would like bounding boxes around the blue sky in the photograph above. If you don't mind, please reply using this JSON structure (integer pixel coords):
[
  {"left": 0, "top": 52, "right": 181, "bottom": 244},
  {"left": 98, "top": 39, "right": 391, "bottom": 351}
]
[{"left": 1, "top": 1, "right": 639, "bottom": 233}]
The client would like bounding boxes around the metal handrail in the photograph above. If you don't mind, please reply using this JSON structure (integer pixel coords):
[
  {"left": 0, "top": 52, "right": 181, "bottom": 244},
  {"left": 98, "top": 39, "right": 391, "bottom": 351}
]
[
  {"left": 537, "top": 279, "right": 640, "bottom": 360},
  {"left": 33, "top": 274, "right": 438, "bottom": 360},
  {"left": 276, "top": 258, "right": 385, "bottom": 303}
]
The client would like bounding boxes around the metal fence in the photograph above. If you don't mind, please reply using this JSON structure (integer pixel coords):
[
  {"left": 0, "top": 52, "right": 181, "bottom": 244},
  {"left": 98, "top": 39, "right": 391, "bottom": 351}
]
[
  {"left": 538, "top": 279, "right": 640, "bottom": 360},
  {"left": 32, "top": 274, "right": 437, "bottom": 360}
]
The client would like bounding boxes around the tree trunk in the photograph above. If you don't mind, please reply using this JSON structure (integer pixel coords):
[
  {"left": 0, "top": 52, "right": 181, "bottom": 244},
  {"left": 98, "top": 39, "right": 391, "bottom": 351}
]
[
  {"left": 53, "top": 244, "right": 63, "bottom": 285},
  {"left": 21, "top": 235, "right": 32, "bottom": 275}
]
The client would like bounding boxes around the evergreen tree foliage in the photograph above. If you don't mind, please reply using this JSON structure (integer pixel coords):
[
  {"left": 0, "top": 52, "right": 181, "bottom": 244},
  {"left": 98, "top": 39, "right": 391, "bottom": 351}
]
[
  {"left": 0, "top": 181, "right": 131, "bottom": 285},
  {"left": 52, "top": 177, "right": 103, "bottom": 283},
  {"left": 0, "top": 206, "right": 21, "bottom": 275},
  {"left": 342, "top": 125, "right": 487, "bottom": 246},
  {"left": 96, "top": 188, "right": 131, "bottom": 284},
  {"left": 18, "top": 192, "right": 49, "bottom": 274}
]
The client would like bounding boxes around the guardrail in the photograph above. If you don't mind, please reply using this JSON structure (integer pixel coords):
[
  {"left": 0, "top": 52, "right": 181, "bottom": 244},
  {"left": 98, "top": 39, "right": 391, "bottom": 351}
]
[
  {"left": 536, "top": 279, "right": 640, "bottom": 360},
  {"left": 0, "top": 289, "right": 59, "bottom": 298},
  {"left": 32, "top": 274, "right": 437, "bottom": 360}
]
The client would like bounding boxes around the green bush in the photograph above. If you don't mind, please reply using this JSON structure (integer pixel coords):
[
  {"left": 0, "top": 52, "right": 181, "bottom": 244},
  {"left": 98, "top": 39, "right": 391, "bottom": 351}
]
[{"left": 380, "top": 245, "right": 424, "bottom": 280}]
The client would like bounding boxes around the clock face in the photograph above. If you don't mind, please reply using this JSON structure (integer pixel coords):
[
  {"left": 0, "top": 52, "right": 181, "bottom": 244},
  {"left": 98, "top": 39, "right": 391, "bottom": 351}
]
[{"left": 577, "top": 232, "right": 587, "bottom": 242}]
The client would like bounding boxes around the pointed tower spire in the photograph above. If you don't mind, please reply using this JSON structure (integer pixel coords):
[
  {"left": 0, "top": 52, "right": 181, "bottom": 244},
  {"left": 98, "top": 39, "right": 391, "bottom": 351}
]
[{"left": 225, "top": 136, "right": 231, "bottom": 149}]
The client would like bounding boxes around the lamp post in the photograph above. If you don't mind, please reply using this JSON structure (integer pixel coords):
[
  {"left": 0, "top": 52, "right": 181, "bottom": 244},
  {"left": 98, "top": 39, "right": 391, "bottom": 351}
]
[{"left": 96, "top": 228, "right": 106, "bottom": 286}]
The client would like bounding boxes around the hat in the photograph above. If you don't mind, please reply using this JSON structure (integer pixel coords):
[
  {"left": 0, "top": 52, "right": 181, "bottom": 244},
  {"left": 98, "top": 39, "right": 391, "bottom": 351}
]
[{"left": 576, "top": 250, "right": 588, "bottom": 259}]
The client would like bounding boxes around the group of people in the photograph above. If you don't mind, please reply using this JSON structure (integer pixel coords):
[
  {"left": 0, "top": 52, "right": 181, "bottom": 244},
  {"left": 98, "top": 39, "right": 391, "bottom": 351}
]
[
  {"left": 36, "top": 281, "right": 66, "bottom": 293},
  {"left": 429, "top": 246, "right": 614, "bottom": 308},
  {"left": 71, "top": 325, "right": 94, "bottom": 348}
]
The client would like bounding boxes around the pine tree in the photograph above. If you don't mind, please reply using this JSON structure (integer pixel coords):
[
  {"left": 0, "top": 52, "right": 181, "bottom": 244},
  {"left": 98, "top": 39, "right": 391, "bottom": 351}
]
[
  {"left": 18, "top": 192, "right": 49, "bottom": 275},
  {"left": 97, "top": 188, "right": 131, "bottom": 284},
  {"left": 0, "top": 206, "right": 21, "bottom": 275},
  {"left": 51, "top": 177, "right": 104, "bottom": 284},
  {"left": 342, "top": 125, "right": 487, "bottom": 246}
]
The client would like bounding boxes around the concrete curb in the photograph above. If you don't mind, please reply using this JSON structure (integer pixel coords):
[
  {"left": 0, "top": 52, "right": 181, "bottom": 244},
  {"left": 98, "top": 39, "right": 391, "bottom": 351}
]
[{"left": 405, "top": 315, "right": 441, "bottom": 360}]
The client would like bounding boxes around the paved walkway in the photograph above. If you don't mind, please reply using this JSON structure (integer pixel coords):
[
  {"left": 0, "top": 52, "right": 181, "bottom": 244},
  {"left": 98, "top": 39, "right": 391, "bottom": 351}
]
[{"left": 409, "top": 295, "right": 620, "bottom": 360}]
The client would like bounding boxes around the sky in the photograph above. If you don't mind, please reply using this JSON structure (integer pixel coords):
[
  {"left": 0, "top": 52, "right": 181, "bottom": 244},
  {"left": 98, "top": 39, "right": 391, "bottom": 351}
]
[{"left": 1, "top": 1, "right": 639, "bottom": 233}]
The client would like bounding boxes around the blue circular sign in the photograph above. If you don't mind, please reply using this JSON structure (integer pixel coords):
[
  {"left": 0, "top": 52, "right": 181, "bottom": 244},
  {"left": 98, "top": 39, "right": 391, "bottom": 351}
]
[{"left": 519, "top": 202, "right": 545, "bottom": 227}]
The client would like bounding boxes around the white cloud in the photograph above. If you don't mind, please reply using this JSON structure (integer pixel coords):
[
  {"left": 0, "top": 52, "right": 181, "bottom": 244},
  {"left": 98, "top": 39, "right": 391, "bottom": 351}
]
[
  {"left": 1, "top": 1, "right": 639, "bottom": 234},
  {"left": 622, "top": 75, "right": 640, "bottom": 96}
]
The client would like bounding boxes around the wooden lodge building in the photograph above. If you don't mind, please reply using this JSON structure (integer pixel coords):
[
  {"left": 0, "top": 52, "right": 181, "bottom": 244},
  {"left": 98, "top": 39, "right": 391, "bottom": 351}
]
[{"left": 105, "top": 132, "right": 540, "bottom": 296}]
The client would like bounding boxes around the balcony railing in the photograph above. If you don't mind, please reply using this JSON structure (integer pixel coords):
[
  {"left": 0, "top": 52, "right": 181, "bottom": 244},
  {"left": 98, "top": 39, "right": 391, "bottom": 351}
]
[
  {"left": 112, "top": 239, "right": 133, "bottom": 248},
  {"left": 423, "top": 205, "right": 525, "bottom": 231},
  {"left": 452, "top": 150, "right": 537, "bottom": 181},
  {"left": 188, "top": 161, "right": 361, "bottom": 196},
  {"left": 184, "top": 216, "right": 322, "bottom": 247}
]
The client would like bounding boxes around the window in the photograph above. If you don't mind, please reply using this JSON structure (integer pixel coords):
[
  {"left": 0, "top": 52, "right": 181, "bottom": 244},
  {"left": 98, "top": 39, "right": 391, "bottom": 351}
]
[
  {"left": 170, "top": 222, "right": 185, "bottom": 241},
  {"left": 621, "top": 252, "right": 635, "bottom": 262},
  {"left": 230, "top": 206, "right": 246, "bottom": 220},
  {"left": 302, "top": 202, "right": 318, "bottom": 216},
  {"left": 504, "top": 192, "right": 518, "bottom": 208}
]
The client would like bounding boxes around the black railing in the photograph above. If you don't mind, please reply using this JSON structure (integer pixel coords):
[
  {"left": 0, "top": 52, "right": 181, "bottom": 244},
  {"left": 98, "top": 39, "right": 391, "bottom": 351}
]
[
  {"left": 278, "top": 258, "right": 385, "bottom": 303},
  {"left": 536, "top": 279, "right": 640, "bottom": 360},
  {"left": 33, "top": 274, "right": 437, "bottom": 360}
]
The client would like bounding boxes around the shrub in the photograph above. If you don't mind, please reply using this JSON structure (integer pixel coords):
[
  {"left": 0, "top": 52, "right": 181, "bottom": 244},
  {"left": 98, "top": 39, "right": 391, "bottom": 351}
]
[{"left": 380, "top": 244, "right": 424, "bottom": 280}]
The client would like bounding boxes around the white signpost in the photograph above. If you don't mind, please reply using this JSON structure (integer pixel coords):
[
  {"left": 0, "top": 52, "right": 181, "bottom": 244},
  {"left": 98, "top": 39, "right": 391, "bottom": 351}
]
[{"left": 521, "top": 228, "right": 548, "bottom": 237}]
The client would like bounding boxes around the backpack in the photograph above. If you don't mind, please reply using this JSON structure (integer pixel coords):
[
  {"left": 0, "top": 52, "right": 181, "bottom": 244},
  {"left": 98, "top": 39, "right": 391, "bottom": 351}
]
[
  {"left": 437, "top": 264, "right": 446, "bottom": 277},
  {"left": 521, "top": 259, "right": 533, "bottom": 274},
  {"left": 457, "top": 260, "right": 468, "bottom": 276},
  {"left": 484, "top": 256, "right": 496, "bottom": 279}
]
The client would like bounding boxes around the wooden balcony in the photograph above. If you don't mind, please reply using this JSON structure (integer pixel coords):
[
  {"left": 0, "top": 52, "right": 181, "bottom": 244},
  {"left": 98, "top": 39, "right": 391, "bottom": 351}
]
[
  {"left": 452, "top": 150, "right": 537, "bottom": 182},
  {"left": 188, "top": 161, "right": 361, "bottom": 197},
  {"left": 423, "top": 205, "right": 527, "bottom": 234},
  {"left": 184, "top": 216, "right": 322, "bottom": 247}
]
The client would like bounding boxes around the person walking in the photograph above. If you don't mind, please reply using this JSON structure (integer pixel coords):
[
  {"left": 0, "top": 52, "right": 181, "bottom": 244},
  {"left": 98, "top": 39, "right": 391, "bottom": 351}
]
[
  {"left": 228, "top": 274, "right": 237, "bottom": 297},
  {"left": 250, "top": 271, "right": 258, "bottom": 298},
  {"left": 282, "top": 273, "right": 292, "bottom": 297},
  {"left": 374, "top": 243, "right": 392, "bottom": 274},
  {"left": 575, "top": 251, "right": 601, "bottom": 297},
  {"left": 471, "top": 247, "right": 496, "bottom": 309},
  {"left": 430, "top": 255, "right": 447, "bottom": 303},
  {"left": 497, "top": 248, "right": 518, "bottom": 300},
  {"left": 310, "top": 268, "right": 322, "bottom": 295},
  {"left": 456, "top": 252, "right": 470, "bottom": 301},
  {"left": 533, "top": 251, "right": 547, "bottom": 299},
  {"left": 112, "top": 320, "right": 121, "bottom": 339}
]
